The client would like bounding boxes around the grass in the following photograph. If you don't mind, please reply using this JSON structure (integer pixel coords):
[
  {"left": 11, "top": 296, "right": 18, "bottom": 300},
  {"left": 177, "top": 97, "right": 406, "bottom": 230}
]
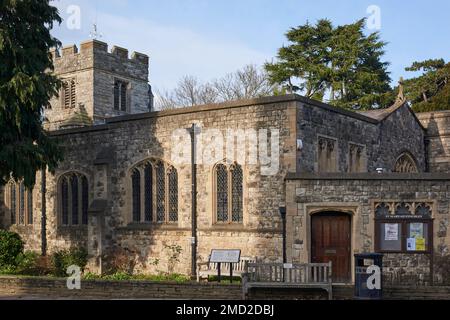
[{"left": 82, "top": 272, "right": 192, "bottom": 283}]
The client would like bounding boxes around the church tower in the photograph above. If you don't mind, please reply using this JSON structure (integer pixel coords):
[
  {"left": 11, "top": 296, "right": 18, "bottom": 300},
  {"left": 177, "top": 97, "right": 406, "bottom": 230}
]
[{"left": 44, "top": 40, "right": 152, "bottom": 130}]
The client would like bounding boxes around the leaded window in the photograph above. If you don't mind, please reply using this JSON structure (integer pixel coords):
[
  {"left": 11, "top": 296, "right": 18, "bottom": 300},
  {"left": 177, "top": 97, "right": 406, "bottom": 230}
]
[
  {"left": 6, "top": 181, "right": 33, "bottom": 226},
  {"left": 59, "top": 172, "right": 89, "bottom": 226},
  {"left": 156, "top": 162, "right": 166, "bottom": 222},
  {"left": 394, "top": 153, "right": 418, "bottom": 173},
  {"left": 19, "top": 183, "right": 25, "bottom": 225},
  {"left": 61, "top": 178, "right": 69, "bottom": 225},
  {"left": 10, "top": 182, "right": 16, "bottom": 225},
  {"left": 216, "top": 164, "right": 228, "bottom": 222},
  {"left": 27, "top": 189, "right": 33, "bottom": 225},
  {"left": 215, "top": 162, "right": 244, "bottom": 224},
  {"left": 71, "top": 175, "right": 79, "bottom": 225},
  {"left": 144, "top": 163, "right": 153, "bottom": 222},
  {"left": 168, "top": 167, "right": 178, "bottom": 222},
  {"left": 130, "top": 159, "right": 178, "bottom": 224},
  {"left": 132, "top": 169, "right": 141, "bottom": 223},
  {"left": 81, "top": 176, "right": 89, "bottom": 225},
  {"left": 231, "top": 164, "right": 243, "bottom": 223}
]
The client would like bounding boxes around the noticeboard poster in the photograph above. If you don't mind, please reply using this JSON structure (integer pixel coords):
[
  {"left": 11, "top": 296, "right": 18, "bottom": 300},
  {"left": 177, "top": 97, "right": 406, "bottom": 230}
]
[
  {"left": 410, "top": 223, "right": 424, "bottom": 239},
  {"left": 385, "top": 223, "right": 399, "bottom": 241},
  {"left": 416, "top": 238, "right": 426, "bottom": 251},
  {"left": 407, "top": 238, "right": 416, "bottom": 251}
]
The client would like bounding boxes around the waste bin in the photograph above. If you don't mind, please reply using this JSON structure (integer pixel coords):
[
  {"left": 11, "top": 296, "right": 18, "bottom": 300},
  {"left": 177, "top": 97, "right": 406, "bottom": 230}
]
[{"left": 354, "top": 253, "right": 383, "bottom": 300}]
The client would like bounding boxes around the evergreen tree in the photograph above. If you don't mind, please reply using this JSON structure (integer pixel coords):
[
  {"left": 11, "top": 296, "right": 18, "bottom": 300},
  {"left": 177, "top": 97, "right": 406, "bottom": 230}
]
[
  {"left": 0, "top": 0, "right": 63, "bottom": 188},
  {"left": 265, "top": 18, "right": 393, "bottom": 110},
  {"left": 401, "top": 59, "right": 450, "bottom": 112}
]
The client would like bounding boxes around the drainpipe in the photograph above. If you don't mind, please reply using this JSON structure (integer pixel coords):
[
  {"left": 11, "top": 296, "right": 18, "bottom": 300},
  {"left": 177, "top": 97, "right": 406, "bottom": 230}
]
[
  {"left": 279, "top": 207, "right": 287, "bottom": 264},
  {"left": 41, "top": 166, "right": 47, "bottom": 256},
  {"left": 279, "top": 207, "right": 287, "bottom": 282},
  {"left": 188, "top": 124, "right": 200, "bottom": 277}
]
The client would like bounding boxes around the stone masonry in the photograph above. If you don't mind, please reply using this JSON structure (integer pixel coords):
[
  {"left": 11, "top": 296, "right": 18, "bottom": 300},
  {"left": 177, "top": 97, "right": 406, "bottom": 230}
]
[{"left": 1, "top": 41, "right": 450, "bottom": 283}]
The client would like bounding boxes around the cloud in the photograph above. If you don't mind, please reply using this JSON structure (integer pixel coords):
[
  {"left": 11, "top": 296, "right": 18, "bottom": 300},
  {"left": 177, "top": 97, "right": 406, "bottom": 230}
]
[{"left": 50, "top": 0, "right": 270, "bottom": 91}]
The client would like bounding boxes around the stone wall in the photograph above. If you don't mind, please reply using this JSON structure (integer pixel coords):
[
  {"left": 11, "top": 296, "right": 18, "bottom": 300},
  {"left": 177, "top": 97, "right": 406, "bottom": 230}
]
[
  {"left": 3, "top": 95, "right": 299, "bottom": 275},
  {"left": 417, "top": 111, "right": 450, "bottom": 173},
  {"left": 45, "top": 40, "right": 150, "bottom": 130},
  {"left": 285, "top": 173, "right": 450, "bottom": 282},
  {"left": 378, "top": 106, "right": 426, "bottom": 172},
  {"left": 0, "top": 277, "right": 448, "bottom": 300},
  {"left": 295, "top": 98, "right": 426, "bottom": 173},
  {"left": 0, "top": 276, "right": 241, "bottom": 300}
]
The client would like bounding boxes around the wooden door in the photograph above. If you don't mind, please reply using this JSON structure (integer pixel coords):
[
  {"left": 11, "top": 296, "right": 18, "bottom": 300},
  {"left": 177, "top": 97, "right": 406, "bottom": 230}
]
[{"left": 311, "top": 212, "right": 351, "bottom": 283}]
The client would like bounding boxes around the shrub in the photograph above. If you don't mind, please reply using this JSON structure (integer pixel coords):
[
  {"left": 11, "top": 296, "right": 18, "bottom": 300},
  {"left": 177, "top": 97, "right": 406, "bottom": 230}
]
[
  {"left": 102, "top": 271, "right": 133, "bottom": 281},
  {"left": 15, "top": 251, "right": 40, "bottom": 275},
  {"left": 0, "top": 230, "right": 24, "bottom": 267},
  {"left": 51, "top": 247, "right": 88, "bottom": 277}
]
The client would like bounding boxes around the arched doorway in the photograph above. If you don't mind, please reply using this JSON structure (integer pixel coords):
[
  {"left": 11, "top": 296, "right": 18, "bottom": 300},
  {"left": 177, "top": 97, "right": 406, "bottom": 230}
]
[{"left": 311, "top": 212, "right": 351, "bottom": 283}]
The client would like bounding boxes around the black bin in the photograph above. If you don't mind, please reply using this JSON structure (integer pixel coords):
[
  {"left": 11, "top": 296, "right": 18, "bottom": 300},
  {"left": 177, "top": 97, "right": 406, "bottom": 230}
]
[{"left": 354, "top": 253, "right": 383, "bottom": 300}]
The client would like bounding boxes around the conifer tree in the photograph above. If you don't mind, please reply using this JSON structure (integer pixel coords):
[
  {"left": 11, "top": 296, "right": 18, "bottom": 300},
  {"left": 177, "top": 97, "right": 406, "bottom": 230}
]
[
  {"left": 265, "top": 18, "right": 393, "bottom": 110},
  {"left": 0, "top": 0, "right": 63, "bottom": 187}
]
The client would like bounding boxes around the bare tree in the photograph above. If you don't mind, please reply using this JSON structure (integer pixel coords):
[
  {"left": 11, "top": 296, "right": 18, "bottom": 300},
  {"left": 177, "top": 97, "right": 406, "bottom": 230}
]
[
  {"left": 154, "top": 64, "right": 274, "bottom": 110},
  {"left": 174, "top": 75, "right": 201, "bottom": 107},
  {"left": 214, "top": 64, "right": 274, "bottom": 101},
  {"left": 154, "top": 89, "right": 178, "bottom": 110}
]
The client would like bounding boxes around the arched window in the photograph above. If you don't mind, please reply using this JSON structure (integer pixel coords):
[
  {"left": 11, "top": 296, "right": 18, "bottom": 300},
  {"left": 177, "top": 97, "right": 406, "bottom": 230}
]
[
  {"left": 144, "top": 163, "right": 153, "bottom": 222},
  {"left": 6, "top": 181, "right": 33, "bottom": 226},
  {"left": 156, "top": 162, "right": 166, "bottom": 222},
  {"left": 114, "top": 79, "right": 128, "bottom": 112},
  {"left": 216, "top": 164, "right": 228, "bottom": 222},
  {"left": 168, "top": 166, "right": 178, "bottom": 222},
  {"left": 394, "top": 153, "right": 418, "bottom": 173},
  {"left": 10, "top": 181, "right": 16, "bottom": 225},
  {"left": 130, "top": 160, "right": 178, "bottom": 224},
  {"left": 59, "top": 172, "right": 89, "bottom": 226},
  {"left": 214, "top": 162, "right": 244, "bottom": 224},
  {"left": 132, "top": 169, "right": 141, "bottom": 223}
]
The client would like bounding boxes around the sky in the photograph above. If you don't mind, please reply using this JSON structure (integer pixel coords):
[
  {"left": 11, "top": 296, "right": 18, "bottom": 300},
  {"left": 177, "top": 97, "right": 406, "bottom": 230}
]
[{"left": 50, "top": 0, "right": 450, "bottom": 93}]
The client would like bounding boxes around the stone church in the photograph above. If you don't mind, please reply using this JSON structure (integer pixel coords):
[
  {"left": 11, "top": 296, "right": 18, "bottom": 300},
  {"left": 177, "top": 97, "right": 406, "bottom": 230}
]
[{"left": 1, "top": 40, "right": 450, "bottom": 283}]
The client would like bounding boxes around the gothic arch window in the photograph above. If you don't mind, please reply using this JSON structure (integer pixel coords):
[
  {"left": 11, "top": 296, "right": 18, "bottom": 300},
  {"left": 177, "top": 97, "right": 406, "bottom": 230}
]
[
  {"left": 114, "top": 79, "right": 129, "bottom": 112},
  {"left": 214, "top": 161, "right": 243, "bottom": 224},
  {"left": 394, "top": 153, "right": 418, "bottom": 173},
  {"left": 130, "top": 159, "right": 178, "bottom": 224},
  {"left": 58, "top": 172, "right": 89, "bottom": 226},
  {"left": 5, "top": 181, "right": 33, "bottom": 226}
]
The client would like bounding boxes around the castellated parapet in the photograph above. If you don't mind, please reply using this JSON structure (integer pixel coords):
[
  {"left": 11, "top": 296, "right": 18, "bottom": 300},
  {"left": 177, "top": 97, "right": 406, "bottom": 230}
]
[{"left": 45, "top": 40, "right": 151, "bottom": 131}]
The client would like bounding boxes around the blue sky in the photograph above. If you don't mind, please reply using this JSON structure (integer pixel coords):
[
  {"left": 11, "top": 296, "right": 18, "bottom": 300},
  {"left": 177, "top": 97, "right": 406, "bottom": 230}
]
[{"left": 51, "top": 0, "right": 450, "bottom": 92}]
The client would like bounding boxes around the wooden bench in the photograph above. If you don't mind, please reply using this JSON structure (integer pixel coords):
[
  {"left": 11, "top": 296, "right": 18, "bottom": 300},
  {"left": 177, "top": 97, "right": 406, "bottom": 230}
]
[
  {"left": 242, "top": 262, "right": 333, "bottom": 300},
  {"left": 197, "top": 256, "right": 257, "bottom": 282}
]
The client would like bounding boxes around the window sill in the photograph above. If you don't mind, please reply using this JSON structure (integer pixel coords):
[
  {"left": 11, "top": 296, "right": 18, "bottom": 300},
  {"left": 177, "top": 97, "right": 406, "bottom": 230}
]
[
  {"left": 207, "top": 223, "right": 246, "bottom": 231},
  {"left": 120, "top": 223, "right": 186, "bottom": 231},
  {"left": 58, "top": 225, "right": 88, "bottom": 230},
  {"left": 10, "top": 225, "right": 33, "bottom": 229}
]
